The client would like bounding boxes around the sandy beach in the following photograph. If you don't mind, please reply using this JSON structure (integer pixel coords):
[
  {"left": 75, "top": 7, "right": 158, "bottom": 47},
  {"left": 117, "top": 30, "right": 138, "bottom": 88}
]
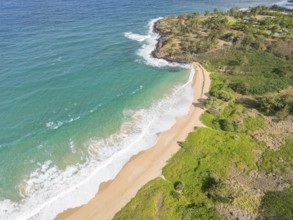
[{"left": 55, "top": 62, "right": 211, "bottom": 220}]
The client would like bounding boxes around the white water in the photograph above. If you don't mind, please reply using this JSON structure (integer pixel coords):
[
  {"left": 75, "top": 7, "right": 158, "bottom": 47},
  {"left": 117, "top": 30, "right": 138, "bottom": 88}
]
[
  {"left": 124, "top": 32, "right": 150, "bottom": 42},
  {"left": 46, "top": 116, "right": 80, "bottom": 130}
]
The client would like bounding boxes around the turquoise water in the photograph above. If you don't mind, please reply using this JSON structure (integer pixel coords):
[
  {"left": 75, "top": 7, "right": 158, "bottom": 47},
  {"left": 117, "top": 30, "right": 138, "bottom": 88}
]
[{"left": 0, "top": 0, "right": 289, "bottom": 219}]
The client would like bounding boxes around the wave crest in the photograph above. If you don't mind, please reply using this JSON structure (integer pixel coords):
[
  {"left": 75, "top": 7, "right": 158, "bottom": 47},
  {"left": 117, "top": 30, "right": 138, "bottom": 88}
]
[{"left": 124, "top": 32, "right": 150, "bottom": 42}]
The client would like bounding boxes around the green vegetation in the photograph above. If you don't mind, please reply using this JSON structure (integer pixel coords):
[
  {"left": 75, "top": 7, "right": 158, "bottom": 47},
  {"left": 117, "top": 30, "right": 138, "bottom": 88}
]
[
  {"left": 156, "top": 6, "right": 293, "bottom": 62},
  {"left": 202, "top": 74, "right": 245, "bottom": 132},
  {"left": 260, "top": 87, "right": 293, "bottom": 118},
  {"left": 158, "top": 5, "right": 293, "bottom": 97},
  {"left": 200, "top": 112, "right": 215, "bottom": 128},
  {"left": 258, "top": 191, "right": 293, "bottom": 220},
  {"left": 198, "top": 49, "right": 293, "bottom": 95},
  {"left": 114, "top": 178, "right": 188, "bottom": 220},
  {"left": 115, "top": 6, "right": 293, "bottom": 220},
  {"left": 259, "top": 138, "right": 293, "bottom": 176},
  {"left": 114, "top": 128, "right": 261, "bottom": 220},
  {"left": 243, "top": 115, "right": 266, "bottom": 131},
  {"left": 163, "top": 128, "right": 260, "bottom": 187}
]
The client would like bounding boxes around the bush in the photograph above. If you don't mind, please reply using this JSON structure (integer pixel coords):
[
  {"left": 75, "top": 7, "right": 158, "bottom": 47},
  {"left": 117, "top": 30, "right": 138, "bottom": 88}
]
[
  {"left": 260, "top": 93, "right": 293, "bottom": 116},
  {"left": 231, "top": 82, "right": 250, "bottom": 94},
  {"left": 210, "top": 84, "right": 235, "bottom": 102},
  {"left": 258, "top": 191, "right": 293, "bottom": 220},
  {"left": 219, "top": 118, "right": 235, "bottom": 132}
]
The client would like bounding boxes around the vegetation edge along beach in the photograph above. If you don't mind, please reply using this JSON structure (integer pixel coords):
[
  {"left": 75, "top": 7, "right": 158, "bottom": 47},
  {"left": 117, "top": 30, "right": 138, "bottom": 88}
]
[
  {"left": 114, "top": 5, "right": 293, "bottom": 220},
  {"left": 55, "top": 5, "right": 293, "bottom": 220}
]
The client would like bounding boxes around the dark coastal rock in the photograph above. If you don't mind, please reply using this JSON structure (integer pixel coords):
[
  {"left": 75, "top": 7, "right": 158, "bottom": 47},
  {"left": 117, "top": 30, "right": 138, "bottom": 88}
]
[{"left": 152, "top": 20, "right": 188, "bottom": 65}]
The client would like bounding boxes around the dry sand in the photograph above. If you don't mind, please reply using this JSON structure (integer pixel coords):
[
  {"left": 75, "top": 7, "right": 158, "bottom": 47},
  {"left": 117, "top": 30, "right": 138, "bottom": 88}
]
[{"left": 55, "top": 63, "right": 211, "bottom": 220}]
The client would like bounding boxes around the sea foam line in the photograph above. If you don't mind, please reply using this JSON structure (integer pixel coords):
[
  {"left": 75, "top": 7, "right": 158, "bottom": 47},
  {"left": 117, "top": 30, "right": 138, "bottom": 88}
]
[
  {"left": 0, "top": 18, "right": 194, "bottom": 220},
  {"left": 124, "top": 32, "right": 150, "bottom": 42}
]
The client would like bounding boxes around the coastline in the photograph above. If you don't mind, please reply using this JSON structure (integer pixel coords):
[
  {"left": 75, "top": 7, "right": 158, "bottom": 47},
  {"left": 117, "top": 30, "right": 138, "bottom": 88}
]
[
  {"left": 2, "top": 3, "right": 292, "bottom": 220},
  {"left": 55, "top": 62, "right": 211, "bottom": 220},
  {"left": 152, "top": 19, "right": 188, "bottom": 64}
]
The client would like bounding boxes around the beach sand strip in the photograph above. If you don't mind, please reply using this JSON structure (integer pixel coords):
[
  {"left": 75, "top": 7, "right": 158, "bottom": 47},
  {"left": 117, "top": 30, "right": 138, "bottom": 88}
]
[{"left": 55, "top": 63, "right": 211, "bottom": 220}]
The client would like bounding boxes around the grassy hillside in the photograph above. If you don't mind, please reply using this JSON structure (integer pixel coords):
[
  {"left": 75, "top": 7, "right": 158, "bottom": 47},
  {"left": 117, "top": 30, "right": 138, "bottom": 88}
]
[
  {"left": 114, "top": 127, "right": 262, "bottom": 220},
  {"left": 114, "top": 6, "right": 293, "bottom": 220}
]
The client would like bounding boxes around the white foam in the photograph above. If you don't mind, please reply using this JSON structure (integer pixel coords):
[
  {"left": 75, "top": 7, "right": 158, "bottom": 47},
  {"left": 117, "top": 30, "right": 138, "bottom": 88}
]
[
  {"left": 124, "top": 32, "right": 150, "bottom": 42},
  {"left": 239, "top": 8, "right": 249, "bottom": 11},
  {"left": 46, "top": 121, "right": 63, "bottom": 130},
  {"left": 0, "top": 19, "right": 195, "bottom": 220},
  {"left": 46, "top": 116, "right": 80, "bottom": 130},
  {"left": 69, "top": 139, "right": 76, "bottom": 154}
]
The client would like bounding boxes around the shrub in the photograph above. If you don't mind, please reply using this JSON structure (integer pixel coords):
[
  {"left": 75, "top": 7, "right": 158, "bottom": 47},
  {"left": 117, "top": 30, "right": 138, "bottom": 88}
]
[
  {"left": 260, "top": 93, "right": 293, "bottom": 116},
  {"left": 219, "top": 118, "right": 235, "bottom": 132},
  {"left": 210, "top": 84, "right": 235, "bottom": 102},
  {"left": 258, "top": 191, "right": 293, "bottom": 220},
  {"left": 231, "top": 82, "right": 250, "bottom": 94}
]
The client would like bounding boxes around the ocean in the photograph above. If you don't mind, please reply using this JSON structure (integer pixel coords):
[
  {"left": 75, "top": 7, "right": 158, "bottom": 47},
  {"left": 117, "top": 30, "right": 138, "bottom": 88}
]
[{"left": 0, "top": 0, "right": 291, "bottom": 219}]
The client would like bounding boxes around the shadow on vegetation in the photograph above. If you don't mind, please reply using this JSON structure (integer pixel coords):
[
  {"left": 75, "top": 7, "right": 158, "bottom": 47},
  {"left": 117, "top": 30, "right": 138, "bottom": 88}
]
[{"left": 257, "top": 191, "right": 293, "bottom": 220}]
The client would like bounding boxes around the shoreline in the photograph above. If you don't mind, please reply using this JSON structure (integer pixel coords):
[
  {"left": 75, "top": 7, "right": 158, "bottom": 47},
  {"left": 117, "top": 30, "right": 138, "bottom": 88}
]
[{"left": 55, "top": 62, "right": 211, "bottom": 220}]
